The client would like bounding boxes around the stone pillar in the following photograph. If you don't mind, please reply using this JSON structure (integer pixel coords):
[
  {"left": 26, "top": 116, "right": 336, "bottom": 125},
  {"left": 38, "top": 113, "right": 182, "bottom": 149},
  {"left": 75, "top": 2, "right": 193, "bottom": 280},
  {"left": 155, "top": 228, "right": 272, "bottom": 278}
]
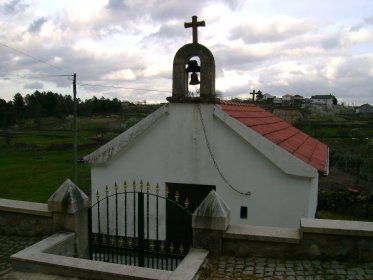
[
  {"left": 192, "top": 190, "right": 230, "bottom": 256},
  {"left": 48, "top": 179, "right": 89, "bottom": 258}
]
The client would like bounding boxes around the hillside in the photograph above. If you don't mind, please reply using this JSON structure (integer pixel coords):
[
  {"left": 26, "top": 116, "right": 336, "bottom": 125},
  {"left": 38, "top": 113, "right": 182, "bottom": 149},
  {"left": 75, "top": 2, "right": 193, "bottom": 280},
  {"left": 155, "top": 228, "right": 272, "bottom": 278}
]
[
  {"left": 290, "top": 105, "right": 373, "bottom": 220},
  {"left": 0, "top": 104, "right": 161, "bottom": 202}
]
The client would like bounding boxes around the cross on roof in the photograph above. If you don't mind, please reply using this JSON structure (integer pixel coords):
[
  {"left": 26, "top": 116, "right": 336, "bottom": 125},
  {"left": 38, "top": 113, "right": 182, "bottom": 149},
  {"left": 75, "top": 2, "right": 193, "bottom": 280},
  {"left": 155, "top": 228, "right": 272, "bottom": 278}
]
[
  {"left": 184, "top": 15, "right": 205, "bottom": 44},
  {"left": 250, "top": 89, "right": 256, "bottom": 102}
]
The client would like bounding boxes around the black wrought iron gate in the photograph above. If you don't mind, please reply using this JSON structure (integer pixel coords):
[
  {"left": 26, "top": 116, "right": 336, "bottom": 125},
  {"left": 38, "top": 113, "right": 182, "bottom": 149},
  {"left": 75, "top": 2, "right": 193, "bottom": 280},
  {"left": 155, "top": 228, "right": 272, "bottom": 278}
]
[{"left": 88, "top": 181, "right": 192, "bottom": 271}]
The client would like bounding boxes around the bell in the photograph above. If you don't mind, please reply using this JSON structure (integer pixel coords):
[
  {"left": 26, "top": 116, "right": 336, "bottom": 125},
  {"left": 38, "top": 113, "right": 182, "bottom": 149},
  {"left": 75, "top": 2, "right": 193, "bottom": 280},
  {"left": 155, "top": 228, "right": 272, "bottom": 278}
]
[{"left": 189, "top": 72, "right": 200, "bottom": 85}]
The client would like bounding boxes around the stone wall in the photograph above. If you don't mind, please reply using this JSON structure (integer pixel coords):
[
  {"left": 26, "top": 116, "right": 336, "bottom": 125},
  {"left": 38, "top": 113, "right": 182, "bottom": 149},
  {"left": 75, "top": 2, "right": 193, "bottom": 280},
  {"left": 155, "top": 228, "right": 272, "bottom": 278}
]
[
  {"left": 0, "top": 198, "right": 53, "bottom": 236},
  {"left": 221, "top": 218, "right": 373, "bottom": 260},
  {"left": 192, "top": 191, "right": 373, "bottom": 260},
  {"left": 1, "top": 179, "right": 89, "bottom": 259}
]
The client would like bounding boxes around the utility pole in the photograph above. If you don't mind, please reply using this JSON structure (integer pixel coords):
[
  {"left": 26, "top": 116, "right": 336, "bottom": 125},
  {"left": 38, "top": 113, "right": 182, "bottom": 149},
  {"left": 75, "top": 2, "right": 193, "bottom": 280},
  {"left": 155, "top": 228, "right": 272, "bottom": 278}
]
[{"left": 73, "top": 73, "right": 78, "bottom": 183}]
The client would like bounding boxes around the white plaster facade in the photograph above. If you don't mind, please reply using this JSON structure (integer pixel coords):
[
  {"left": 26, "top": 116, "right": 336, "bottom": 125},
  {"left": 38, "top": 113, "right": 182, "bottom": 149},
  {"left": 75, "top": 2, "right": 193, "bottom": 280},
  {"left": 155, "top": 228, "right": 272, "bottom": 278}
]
[
  {"left": 85, "top": 103, "right": 319, "bottom": 230},
  {"left": 310, "top": 96, "right": 334, "bottom": 106}
]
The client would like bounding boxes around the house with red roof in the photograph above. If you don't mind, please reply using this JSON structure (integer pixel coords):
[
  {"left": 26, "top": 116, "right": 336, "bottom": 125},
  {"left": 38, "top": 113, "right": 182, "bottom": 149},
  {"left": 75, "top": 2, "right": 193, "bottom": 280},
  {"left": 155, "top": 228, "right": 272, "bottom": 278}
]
[{"left": 85, "top": 18, "right": 329, "bottom": 230}]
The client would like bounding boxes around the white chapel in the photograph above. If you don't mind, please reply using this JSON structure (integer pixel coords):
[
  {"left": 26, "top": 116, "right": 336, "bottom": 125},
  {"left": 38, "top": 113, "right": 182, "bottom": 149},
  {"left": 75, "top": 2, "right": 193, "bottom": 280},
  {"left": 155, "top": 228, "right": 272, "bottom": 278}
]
[{"left": 85, "top": 16, "right": 329, "bottom": 229}]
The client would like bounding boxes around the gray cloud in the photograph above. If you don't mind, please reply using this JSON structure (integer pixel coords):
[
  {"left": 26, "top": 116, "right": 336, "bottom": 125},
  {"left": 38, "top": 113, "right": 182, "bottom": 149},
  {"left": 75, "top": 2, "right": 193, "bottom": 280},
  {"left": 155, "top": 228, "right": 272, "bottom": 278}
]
[
  {"left": 321, "top": 34, "right": 341, "bottom": 49},
  {"left": 28, "top": 17, "right": 48, "bottom": 33},
  {"left": 229, "top": 18, "right": 316, "bottom": 44},
  {"left": 140, "top": 21, "right": 187, "bottom": 48},
  {"left": 106, "top": 0, "right": 127, "bottom": 10},
  {"left": 0, "top": 0, "right": 29, "bottom": 14},
  {"left": 23, "top": 82, "right": 44, "bottom": 89},
  {"left": 350, "top": 15, "right": 373, "bottom": 31},
  {"left": 104, "top": 0, "right": 234, "bottom": 23},
  {"left": 213, "top": 44, "right": 275, "bottom": 71}
]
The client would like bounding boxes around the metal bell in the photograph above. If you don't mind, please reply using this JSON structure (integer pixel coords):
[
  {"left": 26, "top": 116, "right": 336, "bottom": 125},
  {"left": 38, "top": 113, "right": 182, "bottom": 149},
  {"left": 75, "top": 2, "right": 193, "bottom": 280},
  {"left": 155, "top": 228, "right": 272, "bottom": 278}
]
[{"left": 189, "top": 72, "right": 200, "bottom": 85}]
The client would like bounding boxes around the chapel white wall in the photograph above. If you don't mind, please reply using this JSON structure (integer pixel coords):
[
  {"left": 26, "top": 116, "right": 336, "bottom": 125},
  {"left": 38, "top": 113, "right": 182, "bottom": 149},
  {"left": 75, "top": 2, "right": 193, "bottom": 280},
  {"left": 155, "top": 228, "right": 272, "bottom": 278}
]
[{"left": 91, "top": 103, "right": 318, "bottom": 229}]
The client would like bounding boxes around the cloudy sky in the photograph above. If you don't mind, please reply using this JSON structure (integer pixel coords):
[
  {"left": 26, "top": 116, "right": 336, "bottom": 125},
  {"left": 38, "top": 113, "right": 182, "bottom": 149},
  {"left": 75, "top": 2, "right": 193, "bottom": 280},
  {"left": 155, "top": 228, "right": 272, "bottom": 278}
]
[{"left": 1, "top": 0, "right": 372, "bottom": 105}]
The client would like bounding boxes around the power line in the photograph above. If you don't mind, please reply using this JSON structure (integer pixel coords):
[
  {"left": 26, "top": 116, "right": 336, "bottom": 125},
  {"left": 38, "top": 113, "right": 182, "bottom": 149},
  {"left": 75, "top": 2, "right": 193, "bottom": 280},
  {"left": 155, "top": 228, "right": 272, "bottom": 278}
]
[
  {"left": 79, "top": 83, "right": 171, "bottom": 93},
  {"left": 0, "top": 42, "right": 72, "bottom": 75},
  {"left": 0, "top": 73, "right": 73, "bottom": 79}
]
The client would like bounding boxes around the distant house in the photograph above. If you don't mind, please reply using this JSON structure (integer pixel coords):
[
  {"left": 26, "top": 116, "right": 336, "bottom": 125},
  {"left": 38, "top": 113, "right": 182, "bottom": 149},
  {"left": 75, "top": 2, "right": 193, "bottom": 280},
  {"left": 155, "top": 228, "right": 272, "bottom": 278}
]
[
  {"left": 293, "top": 95, "right": 304, "bottom": 106},
  {"left": 356, "top": 104, "right": 373, "bottom": 115},
  {"left": 282, "top": 94, "right": 293, "bottom": 102},
  {"left": 262, "top": 93, "right": 274, "bottom": 101},
  {"left": 273, "top": 97, "right": 282, "bottom": 104},
  {"left": 121, "top": 101, "right": 135, "bottom": 110},
  {"left": 310, "top": 95, "right": 334, "bottom": 106}
]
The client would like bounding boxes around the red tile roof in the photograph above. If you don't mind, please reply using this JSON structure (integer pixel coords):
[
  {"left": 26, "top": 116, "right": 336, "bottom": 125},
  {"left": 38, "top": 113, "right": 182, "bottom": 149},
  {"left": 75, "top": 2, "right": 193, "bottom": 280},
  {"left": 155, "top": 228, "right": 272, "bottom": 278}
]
[{"left": 220, "top": 102, "right": 328, "bottom": 174}]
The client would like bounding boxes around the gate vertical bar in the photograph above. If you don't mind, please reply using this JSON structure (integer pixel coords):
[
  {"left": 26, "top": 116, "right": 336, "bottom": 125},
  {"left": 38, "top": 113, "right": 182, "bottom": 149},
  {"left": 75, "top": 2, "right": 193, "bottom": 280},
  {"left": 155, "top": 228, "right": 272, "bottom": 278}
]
[
  {"left": 133, "top": 181, "right": 136, "bottom": 265},
  {"left": 88, "top": 203, "right": 92, "bottom": 260},
  {"left": 97, "top": 191, "right": 101, "bottom": 261},
  {"left": 138, "top": 186, "right": 145, "bottom": 267},
  {"left": 146, "top": 182, "right": 150, "bottom": 267},
  {"left": 115, "top": 183, "right": 118, "bottom": 263},
  {"left": 156, "top": 184, "right": 159, "bottom": 269},
  {"left": 105, "top": 185, "right": 109, "bottom": 262},
  {"left": 124, "top": 181, "right": 127, "bottom": 264}
]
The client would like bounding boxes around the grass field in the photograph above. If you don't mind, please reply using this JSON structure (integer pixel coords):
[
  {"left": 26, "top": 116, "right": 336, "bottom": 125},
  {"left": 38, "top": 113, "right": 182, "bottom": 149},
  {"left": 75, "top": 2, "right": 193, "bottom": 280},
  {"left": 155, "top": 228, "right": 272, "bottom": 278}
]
[{"left": 0, "top": 116, "right": 123, "bottom": 202}]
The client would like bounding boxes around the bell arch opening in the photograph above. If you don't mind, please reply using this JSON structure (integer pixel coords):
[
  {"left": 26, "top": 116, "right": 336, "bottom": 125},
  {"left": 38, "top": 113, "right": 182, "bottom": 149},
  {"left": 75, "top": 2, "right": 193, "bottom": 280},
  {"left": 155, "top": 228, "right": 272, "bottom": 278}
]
[
  {"left": 185, "top": 56, "right": 201, "bottom": 97},
  {"left": 169, "top": 42, "right": 217, "bottom": 103}
]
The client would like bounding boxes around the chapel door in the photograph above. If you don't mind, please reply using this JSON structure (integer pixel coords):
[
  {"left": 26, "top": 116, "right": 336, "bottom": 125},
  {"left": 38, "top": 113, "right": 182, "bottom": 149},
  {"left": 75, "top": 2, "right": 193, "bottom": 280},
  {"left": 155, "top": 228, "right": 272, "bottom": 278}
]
[{"left": 166, "top": 183, "right": 216, "bottom": 248}]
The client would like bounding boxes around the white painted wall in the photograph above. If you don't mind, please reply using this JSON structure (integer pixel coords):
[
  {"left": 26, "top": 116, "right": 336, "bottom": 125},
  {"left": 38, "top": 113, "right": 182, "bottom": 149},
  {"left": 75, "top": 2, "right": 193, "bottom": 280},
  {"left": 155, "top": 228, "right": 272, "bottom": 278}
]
[
  {"left": 311, "top": 98, "right": 333, "bottom": 106},
  {"left": 90, "top": 103, "right": 319, "bottom": 232}
]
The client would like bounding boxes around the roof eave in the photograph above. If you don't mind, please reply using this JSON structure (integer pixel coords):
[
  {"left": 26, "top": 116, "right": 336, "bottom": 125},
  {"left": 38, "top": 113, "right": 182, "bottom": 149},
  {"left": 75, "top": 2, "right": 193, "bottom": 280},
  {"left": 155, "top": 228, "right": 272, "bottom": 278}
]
[{"left": 84, "top": 105, "right": 169, "bottom": 166}]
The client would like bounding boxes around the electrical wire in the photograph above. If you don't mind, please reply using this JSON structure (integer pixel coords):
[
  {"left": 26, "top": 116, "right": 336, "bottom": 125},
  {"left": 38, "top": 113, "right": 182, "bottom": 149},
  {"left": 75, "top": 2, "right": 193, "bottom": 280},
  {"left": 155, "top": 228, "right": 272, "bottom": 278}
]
[
  {"left": 0, "top": 42, "right": 72, "bottom": 75},
  {"left": 79, "top": 83, "right": 171, "bottom": 93},
  {"left": 0, "top": 73, "right": 73, "bottom": 79},
  {"left": 197, "top": 103, "right": 251, "bottom": 197}
]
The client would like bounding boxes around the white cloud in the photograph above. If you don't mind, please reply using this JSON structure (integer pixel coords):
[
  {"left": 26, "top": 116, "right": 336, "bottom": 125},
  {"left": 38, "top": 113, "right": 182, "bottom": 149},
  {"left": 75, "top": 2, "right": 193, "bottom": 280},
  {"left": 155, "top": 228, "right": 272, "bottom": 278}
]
[
  {"left": 102, "top": 69, "right": 137, "bottom": 81},
  {"left": 321, "top": 57, "right": 344, "bottom": 81},
  {"left": 343, "top": 28, "right": 373, "bottom": 46},
  {"left": 230, "top": 15, "right": 317, "bottom": 43}
]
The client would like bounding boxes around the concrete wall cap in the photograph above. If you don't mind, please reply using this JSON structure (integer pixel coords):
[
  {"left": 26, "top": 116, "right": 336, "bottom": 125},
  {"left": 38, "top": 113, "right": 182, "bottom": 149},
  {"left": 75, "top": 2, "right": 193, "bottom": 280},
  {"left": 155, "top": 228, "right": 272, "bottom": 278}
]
[
  {"left": 48, "top": 179, "right": 88, "bottom": 214},
  {"left": 223, "top": 224, "right": 301, "bottom": 244},
  {"left": 0, "top": 198, "right": 51, "bottom": 217},
  {"left": 192, "top": 190, "right": 231, "bottom": 231},
  {"left": 301, "top": 218, "right": 373, "bottom": 237},
  {"left": 193, "top": 190, "right": 230, "bottom": 218}
]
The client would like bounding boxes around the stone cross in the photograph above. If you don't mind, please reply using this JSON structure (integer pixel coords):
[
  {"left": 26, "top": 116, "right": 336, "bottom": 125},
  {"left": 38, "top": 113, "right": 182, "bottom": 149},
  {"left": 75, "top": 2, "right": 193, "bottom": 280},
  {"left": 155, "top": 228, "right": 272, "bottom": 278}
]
[
  {"left": 184, "top": 15, "right": 205, "bottom": 44},
  {"left": 250, "top": 89, "right": 256, "bottom": 102}
]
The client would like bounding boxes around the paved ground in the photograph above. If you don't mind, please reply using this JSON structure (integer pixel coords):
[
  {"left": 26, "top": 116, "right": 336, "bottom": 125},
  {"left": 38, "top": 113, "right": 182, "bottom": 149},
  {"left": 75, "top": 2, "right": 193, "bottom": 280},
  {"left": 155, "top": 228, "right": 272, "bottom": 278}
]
[
  {"left": 1, "top": 234, "right": 372, "bottom": 279},
  {"left": 198, "top": 256, "right": 373, "bottom": 280},
  {"left": 0, "top": 234, "right": 44, "bottom": 279}
]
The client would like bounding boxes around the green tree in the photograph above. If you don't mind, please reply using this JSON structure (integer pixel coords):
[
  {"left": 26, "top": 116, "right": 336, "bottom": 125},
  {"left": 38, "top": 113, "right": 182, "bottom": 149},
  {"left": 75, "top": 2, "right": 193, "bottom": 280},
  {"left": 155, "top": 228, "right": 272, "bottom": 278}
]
[
  {"left": 25, "top": 92, "right": 43, "bottom": 129},
  {"left": 332, "top": 95, "right": 338, "bottom": 105},
  {"left": 256, "top": 90, "right": 264, "bottom": 102},
  {"left": 0, "top": 99, "right": 16, "bottom": 127},
  {"left": 13, "top": 93, "right": 25, "bottom": 120}
]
